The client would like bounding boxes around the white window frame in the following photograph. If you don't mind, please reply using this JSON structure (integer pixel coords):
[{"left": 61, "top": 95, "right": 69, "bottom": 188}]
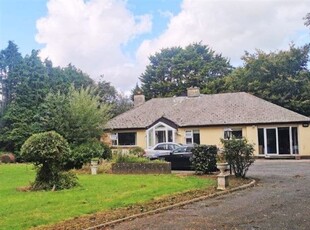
[
  {"left": 146, "top": 122, "right": 176, "bottom": 148},
  {"left": 111, "top": 132, "right": 137, "bottom": 146},
  {"left": 224, "top": 128, "right": 243, "bottom": 140},
  {"left": 185, "top": 130, "right": 200, "bottom": 144},
  {"left": 259, "top": 126, "right": 298, "bottom": 155}
]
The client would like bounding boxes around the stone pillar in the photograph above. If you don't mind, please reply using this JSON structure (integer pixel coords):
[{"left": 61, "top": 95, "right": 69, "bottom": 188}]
[{"left": 217, "top": 174, "right": 229, "bottom": 190}]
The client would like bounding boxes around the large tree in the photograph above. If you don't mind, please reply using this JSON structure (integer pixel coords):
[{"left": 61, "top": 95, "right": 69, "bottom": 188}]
[
  {"left": 203, "top": 44, "right": 310, "bottom": 116},
  {"left": 0, "top": 41, "right": 23, "bottom": 111},
  {"left": 96, "top": 79, "right": 133, "bottom": 117},
  {"left": 0, "top": 50, "right": 49, "bottom": 152},
  {"left": 140, "top": 43, "right": 233, "bottom": 99},
  {"left": 0, "top": 41, "right": 108, "bottom": 154},
  {"left": 39, "top": 86, "right": 111, "bottom": 145}
]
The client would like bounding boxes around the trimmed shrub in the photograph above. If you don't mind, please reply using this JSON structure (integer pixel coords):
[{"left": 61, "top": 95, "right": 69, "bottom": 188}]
[
  {"left": 128, "top": 146, "right": 145, "bottom": 157},
  {"left": 190, "top": 145, "right": 217, "bottom": 174},
  {"left": 66, "top": 140, "right": 107, "bottom": 169},
  {"left": 21, "top": 131, "right": 78, "bottom": 191},
  {"left": 0, "top": 153, "right": 15, "bottom": 163},
  {"left": 221, "top": 138, "right": 255, "bottom": 178}
]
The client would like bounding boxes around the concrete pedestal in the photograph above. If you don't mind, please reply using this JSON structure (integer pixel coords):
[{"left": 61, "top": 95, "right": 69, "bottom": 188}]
[
  {"left": 217, "top": 174, "right": 229, "bottom": 190},
  {"left": 91, "top": 166, "right": 98, "bottom": 175}
]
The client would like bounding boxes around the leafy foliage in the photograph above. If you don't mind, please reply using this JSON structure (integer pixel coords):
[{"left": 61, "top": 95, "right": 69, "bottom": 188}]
[
  {"left": 66, "top": 140, "right": 107, "bottom": 169},
  {"left": 20, "top": 131, "right": 78, "bottom": 190},
  {"left": 96, "top": 79, "right": 133, "bottom": 117},
  {"left": 129, "top": 146, "right": 145, "bottom": 157},
  {"left": 0, "top": 42, "right": 96, "bottom": 154},
  {"left": 140, "top": 43, "right": 233, "bottom": 99},
  {"left": 0, "top": 41, "right": 23, "bottom": 111},
  {"left": 190, "top": 145, "right": 218, "bottom": 174},
  {"left": 101, "top": 143, "right": 112, "bottom": 160},
  {"left": 66, "top": 86, "right": 111, "bottom": 144},
  {"left": 0, "top": 41, "right": 127, "bottom": 156},
  {"left": 221, "top": 138, "right": 255, "bottom": 178},
  {"left": 130, "top": 83, "right": 143, "bottom": 100},
  {"left": 113, "top": 153, "right": 151, "bottom": 163},
  {"left": 203, "top": 44, "right": 310, "bottom": 116}
]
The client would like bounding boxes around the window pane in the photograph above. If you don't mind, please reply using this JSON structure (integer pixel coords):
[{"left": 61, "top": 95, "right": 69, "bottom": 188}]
[
  {"left": 258, "top": 128, "right": 264, "bottom": 154},
  {"left": 292, "top": 127, "right": 299, "bottom": 154},
  {"left": 193, "top": 132, "right": 200, "bottom": 144},
  {"left": 118, "top": 132, "right": 136, "bottom": 146},
  {"left": 278, "top": 127, "right": 290, "bottom": 154},
  {"left": 155, "top": 144, "right": 165, "bottom": 150},
  {"left": 266, "top": 129, "right": 277, "bottom": 154},
  {"left": 185, "top": 131, "right": 192, "bottom": 138},
  {"left": 232, "top": 130, "right": 242, "bottom": 139},
  {"left": 156, "top": 130, "right": 166, "bottom": 143},
  {"left": 186, "top": 138, "right": 192, "bottom": 144},
  {"left": 148, "top": 129, "right": 154, "bottom": 148},
  {"left": 168, "top": 130, "right": 173, "bottom": 142}
]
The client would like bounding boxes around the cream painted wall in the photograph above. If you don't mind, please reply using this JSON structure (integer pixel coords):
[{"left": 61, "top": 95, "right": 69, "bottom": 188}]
[
  {"left": 106, "top": 123, "right": 310, "bottom": 157},
  {"left": 244, "top": 126, "right": 259, "bottom": 154},
  {"left": 136, "top": 130, "right": 147, "bottom": 148},
  {"left": 178, "top": 126, "right": 255, "bottom": 151},
  {"left": 297, "top": 124, "right": 310, "bottom": 156}
]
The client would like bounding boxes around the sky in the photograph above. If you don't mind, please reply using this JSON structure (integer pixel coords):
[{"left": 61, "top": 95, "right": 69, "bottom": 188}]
[{"left": 0, "top": 0, "right": 309, "bottom": 93}]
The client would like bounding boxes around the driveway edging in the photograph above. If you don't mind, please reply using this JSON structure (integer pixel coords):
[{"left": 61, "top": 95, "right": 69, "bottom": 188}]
[{"left": 86, "top": 178, "right": 256, "bottom": 230}]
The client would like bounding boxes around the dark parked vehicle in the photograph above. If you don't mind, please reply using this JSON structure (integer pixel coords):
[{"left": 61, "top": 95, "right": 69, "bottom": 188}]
[{"left": 159, "top": 145, "right": 195, "bottom": 170}]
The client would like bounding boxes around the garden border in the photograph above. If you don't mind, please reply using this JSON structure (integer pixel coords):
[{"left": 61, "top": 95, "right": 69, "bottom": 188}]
[{"left": 86, "top": 178, "right": 256, "bottom": 230}]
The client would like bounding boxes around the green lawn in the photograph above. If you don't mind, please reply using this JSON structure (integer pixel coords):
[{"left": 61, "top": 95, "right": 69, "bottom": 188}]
[{"left": 0, "top": 164, "right": 215, "bottom": 229}]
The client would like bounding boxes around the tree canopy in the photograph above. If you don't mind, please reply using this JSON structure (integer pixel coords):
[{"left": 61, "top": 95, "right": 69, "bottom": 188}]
[
  {"left": 140, "top": 43, "right": 233, "bottom": 99},
  {"left": 203, "top": 44, "right": 310, "bottom": 116},
  {"left": 0, "top": 41, "right": 121, "bottom": 156}
]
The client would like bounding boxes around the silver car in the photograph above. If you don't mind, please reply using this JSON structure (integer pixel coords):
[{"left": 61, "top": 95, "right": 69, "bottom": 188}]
[{"left": 144, "top": 142, "right": 182, "bottom": 159}]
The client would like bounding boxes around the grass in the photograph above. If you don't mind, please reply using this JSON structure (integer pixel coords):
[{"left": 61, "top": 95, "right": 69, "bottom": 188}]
[{"left": 0, "top": 164, "right": 215, "bottom": 229}]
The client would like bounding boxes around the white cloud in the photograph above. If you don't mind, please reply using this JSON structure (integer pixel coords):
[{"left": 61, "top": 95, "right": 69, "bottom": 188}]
[
  {"left": 137, "top": 0, "right": 309, "bottom": 67},
  {"left": 36, "top": 0, "right": 151, "bottom": 91},
  {"left": 36, "top": 0, "right": 309, "bottom": 92}
]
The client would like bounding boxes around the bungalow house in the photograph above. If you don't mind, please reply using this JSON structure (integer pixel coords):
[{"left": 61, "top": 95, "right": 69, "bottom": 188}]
[{"left": 105, "top": 88, "right": 310, "bottom": 158}]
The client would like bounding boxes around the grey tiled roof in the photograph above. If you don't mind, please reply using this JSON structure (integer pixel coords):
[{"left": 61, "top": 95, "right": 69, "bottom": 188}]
[{"left": 106, "top": 92, "right": 310, "bottom": 129}]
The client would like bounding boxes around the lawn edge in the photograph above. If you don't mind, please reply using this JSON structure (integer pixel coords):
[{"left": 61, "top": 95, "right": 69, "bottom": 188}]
[{"left": 86, "top": 178, "right": 257, "bottom": 230}]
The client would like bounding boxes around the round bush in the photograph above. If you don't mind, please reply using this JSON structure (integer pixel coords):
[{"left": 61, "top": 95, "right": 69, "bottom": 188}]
[
  {"left": 21, "top": 131, "right": 77, "bottom": 190},
  {"left": 0, "top": 153, "right": 15, "bottom": 163}
]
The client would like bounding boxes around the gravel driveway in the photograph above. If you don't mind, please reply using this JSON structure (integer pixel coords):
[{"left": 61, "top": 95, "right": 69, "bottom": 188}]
[{"left": 108, "top": 159, "right": 310, "bottom": 230}]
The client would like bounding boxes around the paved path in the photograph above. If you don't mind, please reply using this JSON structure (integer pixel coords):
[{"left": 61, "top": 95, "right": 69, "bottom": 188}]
[{"left": 108, "top": 160, "right": 310, "bottom": 230}]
